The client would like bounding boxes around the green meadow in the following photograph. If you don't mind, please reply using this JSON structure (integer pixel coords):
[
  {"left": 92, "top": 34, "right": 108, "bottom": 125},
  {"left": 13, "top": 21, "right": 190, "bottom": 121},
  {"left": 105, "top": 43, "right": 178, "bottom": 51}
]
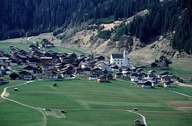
[
  {"left": 169, "top": 58, "right": 192, "bottom": 83},
  {"left": 0, "top": 80, "right": 191, "bottom": 126},
  {"left": 0, "top": 39, "right": 86, "bottom": 55}
]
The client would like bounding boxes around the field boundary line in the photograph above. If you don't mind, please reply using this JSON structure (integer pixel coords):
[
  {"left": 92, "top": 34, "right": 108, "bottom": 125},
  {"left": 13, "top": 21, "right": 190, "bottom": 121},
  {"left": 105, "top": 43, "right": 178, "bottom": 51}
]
[
  {"left": 126, "top": 110, "right": 147, "bottom": 126},
  {"left": 0, "top": 81, "right": 47, "bottom": 126},
  {"left": 175, "top": 81, "right": 192, "bottom": 88},
  {"left": 170, "top": 90, "right": 192, "bottom": 98}
]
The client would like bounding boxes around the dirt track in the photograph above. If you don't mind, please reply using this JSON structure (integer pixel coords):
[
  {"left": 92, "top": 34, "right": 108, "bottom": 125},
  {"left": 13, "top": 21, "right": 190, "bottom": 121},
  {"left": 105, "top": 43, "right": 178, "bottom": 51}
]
[{"left": 0, "top": 81, "right": 47, "bottom": 126}]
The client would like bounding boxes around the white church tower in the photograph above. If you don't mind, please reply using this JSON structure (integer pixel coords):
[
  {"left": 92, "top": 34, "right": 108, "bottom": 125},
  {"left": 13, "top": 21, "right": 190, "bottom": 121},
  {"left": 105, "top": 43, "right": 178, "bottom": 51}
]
[{"left": 122, "top": 49, "right": 129, "bottom": 67}]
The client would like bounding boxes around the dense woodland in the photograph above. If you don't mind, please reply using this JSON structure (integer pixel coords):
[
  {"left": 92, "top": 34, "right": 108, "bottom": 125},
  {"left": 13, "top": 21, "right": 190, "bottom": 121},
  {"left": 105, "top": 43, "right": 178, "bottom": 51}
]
[{"left": 0, "top": 0, "right": 192, "bottom": 54}]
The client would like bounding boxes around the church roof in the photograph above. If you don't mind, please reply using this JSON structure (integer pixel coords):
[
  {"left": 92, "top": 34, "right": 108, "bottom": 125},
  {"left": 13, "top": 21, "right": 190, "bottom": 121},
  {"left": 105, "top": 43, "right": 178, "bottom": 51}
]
[{"left": 111, "top": 54, "right": 123, "bottom": 59}]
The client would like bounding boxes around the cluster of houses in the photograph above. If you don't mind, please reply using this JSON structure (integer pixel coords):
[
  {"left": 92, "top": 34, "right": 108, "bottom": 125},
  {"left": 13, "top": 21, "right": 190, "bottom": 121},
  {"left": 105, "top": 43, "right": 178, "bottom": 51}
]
[
  {"left": 110, "top": 49, "right": 174, "bottom": 88},
  {"left": 124, "top": 68, "right": 173, "bottom": 88},
  {"left": 0, "top": 39, "right": 114, "bottom": 82},
  {"left": 0, "top": 39, "right": 174, "bottom": 88}
]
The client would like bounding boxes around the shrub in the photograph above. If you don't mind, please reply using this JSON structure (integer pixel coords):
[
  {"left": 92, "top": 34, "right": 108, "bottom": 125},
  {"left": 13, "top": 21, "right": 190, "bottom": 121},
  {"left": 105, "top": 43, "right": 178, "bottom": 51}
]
[{"left": 97, "top": 30, "right": 111, "bottom": 40}]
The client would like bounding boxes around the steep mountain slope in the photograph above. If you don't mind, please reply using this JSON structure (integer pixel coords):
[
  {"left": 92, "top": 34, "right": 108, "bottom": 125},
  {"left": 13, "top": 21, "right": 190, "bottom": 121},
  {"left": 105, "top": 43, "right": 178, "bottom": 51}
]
[
  {"left": 60, "top": 10, "right": 150, "bottom": 56},
  {"left": 0, "top": 0, "right": 192, "bottom": 54},
  {"left": 0, "top": 0, "right": 157, "bottom": 39}
]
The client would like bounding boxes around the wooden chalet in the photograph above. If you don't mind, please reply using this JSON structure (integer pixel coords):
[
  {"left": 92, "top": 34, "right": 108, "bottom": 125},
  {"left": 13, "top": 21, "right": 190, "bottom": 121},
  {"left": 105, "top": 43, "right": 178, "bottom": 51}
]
[
  {"left": 41, "top": 39, "right": 54, "bottom": 48},
  {"left": 19, "top": 71, "right": 34, "bottom": 80}
]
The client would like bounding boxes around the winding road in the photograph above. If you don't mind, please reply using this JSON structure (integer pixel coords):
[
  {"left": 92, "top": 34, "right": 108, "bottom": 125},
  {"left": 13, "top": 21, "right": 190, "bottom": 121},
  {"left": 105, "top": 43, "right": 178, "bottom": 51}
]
[
  {"left": 126, "top": 110, "right": 148, "bottom": 126},
  {"left": 0, "top": 81, "right": 47, "bottom": 126}
]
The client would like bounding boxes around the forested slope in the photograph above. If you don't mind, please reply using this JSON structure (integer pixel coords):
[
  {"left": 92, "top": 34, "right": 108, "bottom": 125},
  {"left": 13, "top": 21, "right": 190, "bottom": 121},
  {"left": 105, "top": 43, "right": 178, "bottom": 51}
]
[{"left": 0, "top": 0, "right": 191, "bottom": 53}]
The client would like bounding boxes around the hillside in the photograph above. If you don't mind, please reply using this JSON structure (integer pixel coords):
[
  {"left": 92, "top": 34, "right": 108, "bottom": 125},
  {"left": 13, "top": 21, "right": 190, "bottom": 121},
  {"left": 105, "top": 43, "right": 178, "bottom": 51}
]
[
  {"left": 55, "top": 9, "right": 190, "bottom": 60},
  {"left": 0, "top": 0, "right": 192, "bottom": 54}
]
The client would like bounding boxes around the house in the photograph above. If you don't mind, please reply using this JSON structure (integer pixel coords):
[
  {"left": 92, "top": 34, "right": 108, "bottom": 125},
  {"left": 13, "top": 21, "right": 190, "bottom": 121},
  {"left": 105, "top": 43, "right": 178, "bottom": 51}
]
[
  {"left": 19, "top": 71, "right": 34, "bottom": 80},
  {"left": 40, "top": 57, "right": 53, "bottom": 68},
  {"left": 0, "top": 57, "right": 9, "bottom": 64},
  {"left": 0, "top": 79, "right": 9, "bottom": 85},
  {"left": 62, "top": 70, "right": 76, "bottom": 80},
  {"left": 94, "top": 61, "right": 111, "bottom": 72},
  {"left": 0, "top": 64, "right": 11, "bottom": 77},
  {"left": 145, "top": 70, "right": 159, "bottom": 85},
  {"left": 47, "top": 71, "right": 61, "bottom": 80},
  {"left": 12, "top": 49, "right": 29, "bottom": 63},
  {"left": 28, "top": 56, "right": 41, "bottom": 64},
  {"left": 0, "top": 57, "right": 10, "bottom": 66},
  {"left": 137, "top": 79, "right": 146, "bottom": 86},
  {"left": 107, "top": 73, "right": 113, "bottom": 80},
  {"left": 110, "top": 49, "right": 129, "bottom": 67},
  {"left": 0, "top": 50, "right": 5, "bottom": 57},
  {"left": 29, "top": 44, "right": 39, "bottom": 51},
  {"left": 111, "top": 65, "right": 119, "bottom": 72},
  {"left": 130, "top": 73, "right": 139, "bottom": 82},
  {"left": 41, "top": 39, "right": 54, "bottom": 48},
  {"left": 0, "top": 65, "right": 6, "bottom": 76},
  {"left": 79, "top": 61, "right": 91, "bottom": 69},
  {"left": 89, "top": 74, "right": 97, "bottom": 80},
  {"left": 161, "top": 75, "right": 173, "bottom": 87},
  {"left": 76, "top": 67, "right": 91, "bottom": 77},
  {"left": 10, "top": 46, "right": 19, "bottom": 53},
  {"left": 122, "top": 68, "right": 131, "bottom": 77},
  {"left": 64, "top": 74, "right": 76, "bottom": 80},
  {"left": 23, "top": 64, "right": 41, "bottom": 74},
  {"left": 115, "top": 72, "right": 122, "bottom": 79},
  {"left": 58, "top": 64, "right": 76, "bottom": 80},
  {"left": 141, "top": 81, "right": 154, "bottom": 88},
  {"left": 97, "top": 75, "right": 109, "bottom": 83},
  {"left": 95, "top": 55, "right": 105, "bottom": 61},
  {"left": 91, "top": 67, "right": 103, "bottom": 77},
  {"left": 41, "top": 64, "right": 54, "bottom": 74}
]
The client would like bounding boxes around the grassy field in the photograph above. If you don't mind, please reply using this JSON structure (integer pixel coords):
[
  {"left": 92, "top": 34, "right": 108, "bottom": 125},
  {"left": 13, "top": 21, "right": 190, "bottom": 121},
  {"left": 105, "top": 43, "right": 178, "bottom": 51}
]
[
  {"left": 0, "top": 41, "right": 86, "bottom": 55},
  {"left": 0, "top": 34, "right": 192, "bottom": 126},
  {"left": 0, "top": 35, "right": 87, "bottom": 54},
  {"left": 169, "top": 58, "right": 192, "bottom": 83},
  {"left": 0, "top": 80, "right": 191, "bottom": 126}
]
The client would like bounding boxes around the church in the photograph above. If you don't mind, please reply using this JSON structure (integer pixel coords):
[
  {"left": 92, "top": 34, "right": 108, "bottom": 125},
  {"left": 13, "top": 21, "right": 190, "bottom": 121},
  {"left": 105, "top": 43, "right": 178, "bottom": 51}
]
[{"left": 110, "top": 49, "right": 129, "bottom": 67}]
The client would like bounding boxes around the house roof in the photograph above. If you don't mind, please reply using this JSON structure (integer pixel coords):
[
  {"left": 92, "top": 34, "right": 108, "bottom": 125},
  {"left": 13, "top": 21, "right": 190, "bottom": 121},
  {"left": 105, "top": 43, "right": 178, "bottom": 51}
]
[
  {"left": 111, "top": 54, "right": 123, "bottom": 59},
  {"left": 19, "top": 71, "right": 32, "bottom": 75},
  {"left": 0, "top": 57, "right": 9, "bottom": 60},
  {"left": 40, "top": 57, "right": 53, "bottom": 60}
]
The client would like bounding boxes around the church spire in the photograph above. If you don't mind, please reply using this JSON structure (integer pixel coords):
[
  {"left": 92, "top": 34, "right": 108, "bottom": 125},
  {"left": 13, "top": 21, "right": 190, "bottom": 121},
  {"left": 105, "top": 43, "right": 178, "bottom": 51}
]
[
  {"left": 123, "top": 48, "right": 129, "bottom": 67},
  {"left": 123, "top": 48, "right": 127, "bottom": 58}
]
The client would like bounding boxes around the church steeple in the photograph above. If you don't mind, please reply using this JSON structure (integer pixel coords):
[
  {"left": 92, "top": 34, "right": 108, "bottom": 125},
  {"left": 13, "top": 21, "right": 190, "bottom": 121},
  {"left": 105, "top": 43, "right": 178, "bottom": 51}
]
[
  {"left": 123, "top": 48, "right": 129, "bottom": 67},
  {"left": 123, "top": 49, "right": 127, "bottom": 58}
]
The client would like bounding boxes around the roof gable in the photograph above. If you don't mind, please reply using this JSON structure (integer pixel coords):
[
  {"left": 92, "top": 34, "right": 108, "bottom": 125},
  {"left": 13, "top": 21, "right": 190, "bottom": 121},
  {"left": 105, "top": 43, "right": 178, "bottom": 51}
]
[{"left": 111, "top": 54, "right": 123, "bottom": 59}]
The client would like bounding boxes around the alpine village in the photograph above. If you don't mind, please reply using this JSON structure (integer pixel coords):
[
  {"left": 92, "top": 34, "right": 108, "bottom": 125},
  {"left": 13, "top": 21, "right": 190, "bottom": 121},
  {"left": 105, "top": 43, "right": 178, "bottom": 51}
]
[{"left": 0, "top": 0, "right": 192, "bottom": 126}]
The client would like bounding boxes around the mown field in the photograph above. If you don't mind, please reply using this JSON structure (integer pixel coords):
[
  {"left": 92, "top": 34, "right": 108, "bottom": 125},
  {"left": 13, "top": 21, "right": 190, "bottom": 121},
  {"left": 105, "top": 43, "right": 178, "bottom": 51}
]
[
  {"left": 169, "top": 58, "right": 192, "bottom": 83},
  {"left": 0, "top": 80, "right": 191, "bottom": 126},
  {"left": 0, "top": 35, "right": 86, "bottom": 54}
]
